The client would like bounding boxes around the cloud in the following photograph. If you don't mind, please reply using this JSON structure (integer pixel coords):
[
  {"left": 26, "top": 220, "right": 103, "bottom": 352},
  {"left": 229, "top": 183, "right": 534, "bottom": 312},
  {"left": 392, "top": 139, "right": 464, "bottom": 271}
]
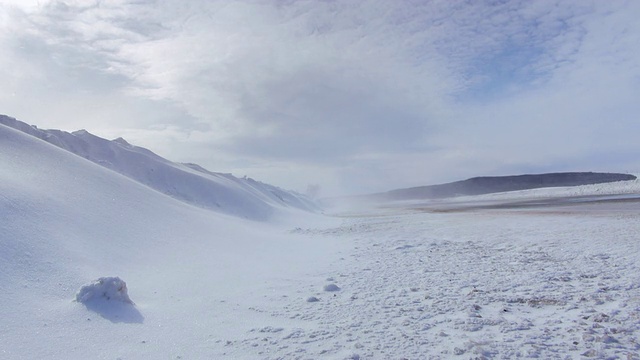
[
  {"left": 105, "top": 0, "right": 460, "bottom": 158},
  {"left": 2, "top": 0, "right": 639, "bottom": 195},
  {"left": 442, "top": 1, "right": 640, "bottom": 178}
]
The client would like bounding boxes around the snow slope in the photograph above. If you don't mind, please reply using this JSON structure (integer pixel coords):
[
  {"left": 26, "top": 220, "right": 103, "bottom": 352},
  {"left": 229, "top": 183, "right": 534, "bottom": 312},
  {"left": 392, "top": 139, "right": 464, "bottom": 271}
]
[
  {"left": 0, "top": 122, "right": 347, "bottom": 359},
  {"left": 0, "top": 115, "right": 317, "bottom": 221}
]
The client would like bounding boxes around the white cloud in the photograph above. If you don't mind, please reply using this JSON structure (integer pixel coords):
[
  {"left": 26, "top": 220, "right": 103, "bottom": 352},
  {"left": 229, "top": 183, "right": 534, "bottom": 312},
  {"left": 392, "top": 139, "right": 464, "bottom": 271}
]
[{"left": 2, "top": 0, "right": 639, "bottom": 195}]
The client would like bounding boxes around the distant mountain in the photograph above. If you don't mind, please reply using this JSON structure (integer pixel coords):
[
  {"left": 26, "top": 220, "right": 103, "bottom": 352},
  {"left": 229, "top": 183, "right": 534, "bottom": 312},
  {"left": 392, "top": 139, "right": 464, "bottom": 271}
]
[
  {"left": 0, "top": 115, "right": 318, "bottom": 220},
  {"left": 364, "top": 172, "right": 637, "bottom": 202}
]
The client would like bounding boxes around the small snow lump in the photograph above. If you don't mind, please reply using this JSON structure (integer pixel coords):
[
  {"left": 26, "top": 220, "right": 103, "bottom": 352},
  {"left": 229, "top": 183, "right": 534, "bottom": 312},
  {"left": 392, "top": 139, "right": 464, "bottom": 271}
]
[
  {"left": 75, "top": 276, "right": 134, "bottom": 304},
  {"left": 323, "top": 283, "right": 341, "bottom": 292}
]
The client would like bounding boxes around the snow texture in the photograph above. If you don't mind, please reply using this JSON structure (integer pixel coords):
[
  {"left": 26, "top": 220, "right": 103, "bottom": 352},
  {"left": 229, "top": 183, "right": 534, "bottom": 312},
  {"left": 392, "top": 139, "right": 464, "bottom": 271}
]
[{"left": 224, "top": 203, "right": 640, "bottom": 359}]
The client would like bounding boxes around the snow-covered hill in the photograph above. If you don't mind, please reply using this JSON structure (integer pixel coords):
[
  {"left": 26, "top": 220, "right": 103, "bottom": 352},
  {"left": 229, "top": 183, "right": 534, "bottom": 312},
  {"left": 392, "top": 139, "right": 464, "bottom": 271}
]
[
  {"left": 0, "top": 115, "right": 318, "bottom": 221},
  {"left": 0, "top": 117, "right": 346, "bottom": 359},
  {"left": 348, "top": 172, "right": 637, "bottom": 204}
]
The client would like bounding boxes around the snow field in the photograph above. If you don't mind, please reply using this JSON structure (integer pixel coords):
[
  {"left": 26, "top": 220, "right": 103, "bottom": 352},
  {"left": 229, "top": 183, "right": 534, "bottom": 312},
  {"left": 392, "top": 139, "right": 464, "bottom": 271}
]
[{"left": 222, "top": 208, "right": 640, "bottom": 359}]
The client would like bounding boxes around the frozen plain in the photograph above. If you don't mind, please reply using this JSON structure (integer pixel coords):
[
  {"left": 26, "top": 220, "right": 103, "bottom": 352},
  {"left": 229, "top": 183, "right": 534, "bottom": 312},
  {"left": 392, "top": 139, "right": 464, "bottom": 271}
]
[
  {"left": 2, "top": 122, "right": 640, "bottom": 359},
  {"left": 242, "top": 196, "right": 640, "bottom": 359}
]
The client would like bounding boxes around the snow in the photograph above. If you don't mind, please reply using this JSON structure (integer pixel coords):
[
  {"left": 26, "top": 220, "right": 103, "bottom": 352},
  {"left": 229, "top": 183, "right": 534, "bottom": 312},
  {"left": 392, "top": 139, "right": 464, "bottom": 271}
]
[
  {"left": 217, "top": 198, "right": 640, "bottom": 359},
  {"left": 75, "top": 277, "right": 142, "bottom": 324},
  {"left": 323, "top": 283, "right": 341, "bottom": 292},
  {"left": 0, "top": 122, "right": 346, "bottom": 358},
  {"left": 0, "top": 115, "right": 318, "bottom": 221},
  {"left": 2, "top": 119, "right": 640, "bottom": 359},
  {"left": 76, "top": 277, "right": 134, "bottom": 304}
]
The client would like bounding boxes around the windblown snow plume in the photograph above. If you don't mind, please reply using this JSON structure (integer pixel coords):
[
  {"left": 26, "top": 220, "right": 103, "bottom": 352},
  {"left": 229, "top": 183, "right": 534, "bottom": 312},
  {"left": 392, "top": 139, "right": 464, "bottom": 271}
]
[{"left": 75, "top": 277, "right": 134, "bottom": 305}]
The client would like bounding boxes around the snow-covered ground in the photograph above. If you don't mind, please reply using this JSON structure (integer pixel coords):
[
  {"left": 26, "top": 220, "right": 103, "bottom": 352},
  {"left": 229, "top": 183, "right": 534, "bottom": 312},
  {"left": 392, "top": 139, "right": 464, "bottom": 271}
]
[
  {"left": 235, "top": 204, "right": 640, "bottom": 359},
  {"left": 2, "top": 121, "right": 640, "bottom": 359},
  {"left": 0, "top": 121, "right": 347, "bottom": 359}
]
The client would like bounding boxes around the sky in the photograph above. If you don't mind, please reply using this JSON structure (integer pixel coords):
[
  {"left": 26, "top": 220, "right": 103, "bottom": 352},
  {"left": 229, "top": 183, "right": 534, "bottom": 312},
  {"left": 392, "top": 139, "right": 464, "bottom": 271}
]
[{"left": 1, "top": 0, "right": 639, "bottom": 196}]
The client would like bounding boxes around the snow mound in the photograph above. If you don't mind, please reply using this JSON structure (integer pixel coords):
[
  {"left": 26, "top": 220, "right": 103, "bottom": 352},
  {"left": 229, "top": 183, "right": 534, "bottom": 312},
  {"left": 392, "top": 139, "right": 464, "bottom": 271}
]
[
  {"left": 76, "top": 277, "right": 134, "bottom": 305},
  {"left": 323, "top": 283, "right": 341, "bottom": 292}
]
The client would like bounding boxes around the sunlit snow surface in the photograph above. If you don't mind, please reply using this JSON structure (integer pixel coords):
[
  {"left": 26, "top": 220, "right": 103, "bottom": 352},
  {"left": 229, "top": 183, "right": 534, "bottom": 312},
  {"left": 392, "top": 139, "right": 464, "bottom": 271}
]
[
  {"left": 0, "top": 115, "right": 318, "bottom": 221},
  {"left": 272, "top": 204, "right": 640, "bottom": 359},
  {"left": 2, "top": 122, "right": 640, "bottom": 359}
]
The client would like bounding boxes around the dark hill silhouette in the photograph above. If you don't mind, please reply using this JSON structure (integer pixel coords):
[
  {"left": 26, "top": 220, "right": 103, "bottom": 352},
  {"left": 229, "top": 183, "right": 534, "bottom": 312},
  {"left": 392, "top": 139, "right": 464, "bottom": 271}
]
[{"left": 368, "top": 172, "right": 637, "bottom": 201}]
